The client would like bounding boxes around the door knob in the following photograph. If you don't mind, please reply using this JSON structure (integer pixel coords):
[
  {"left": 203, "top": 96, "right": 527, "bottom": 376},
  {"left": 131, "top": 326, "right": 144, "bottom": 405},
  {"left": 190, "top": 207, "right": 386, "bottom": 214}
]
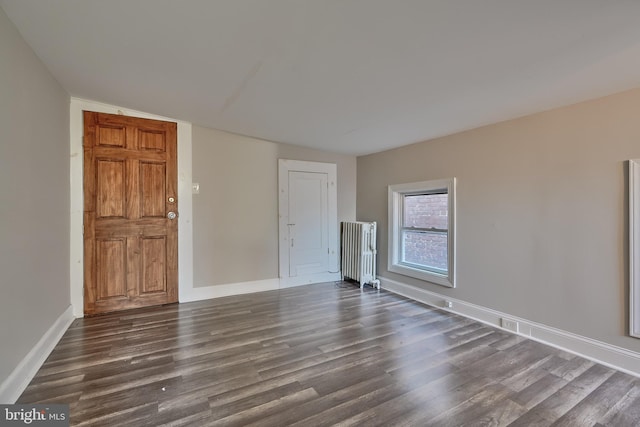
[{"left": 167, "top": 211, "right": 177, "bottom": 220}]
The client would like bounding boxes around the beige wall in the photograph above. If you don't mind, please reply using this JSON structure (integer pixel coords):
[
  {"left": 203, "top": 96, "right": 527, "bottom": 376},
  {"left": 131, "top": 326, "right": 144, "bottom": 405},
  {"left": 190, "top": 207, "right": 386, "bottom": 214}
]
[
  {"left": 192, "top": 126, "right": 356, "bottom": 287},
  {"left": 0, "top": 8, "right": 70, "bottom": 386},
  {"left": 357, "top": 88, "right": 640, "bottom": 353}
]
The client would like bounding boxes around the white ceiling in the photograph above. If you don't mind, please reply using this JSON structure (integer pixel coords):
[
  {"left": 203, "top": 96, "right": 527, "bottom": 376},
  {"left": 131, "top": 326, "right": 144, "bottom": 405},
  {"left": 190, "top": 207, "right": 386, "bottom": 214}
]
[{"left": 3, "top": 1, "right": 640, "bottom": 155}]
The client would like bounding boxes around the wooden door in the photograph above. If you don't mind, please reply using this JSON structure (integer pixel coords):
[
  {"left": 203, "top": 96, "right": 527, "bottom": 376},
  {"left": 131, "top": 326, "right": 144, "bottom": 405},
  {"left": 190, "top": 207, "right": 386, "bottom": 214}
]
[{"left": 83, "top": 111, "right": 178, "bottom": 315}]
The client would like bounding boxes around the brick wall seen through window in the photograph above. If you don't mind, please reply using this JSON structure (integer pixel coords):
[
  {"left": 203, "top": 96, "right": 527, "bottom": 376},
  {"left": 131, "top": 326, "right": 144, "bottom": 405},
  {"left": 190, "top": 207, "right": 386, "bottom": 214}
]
[{"left": 403, "top": 193, "right": 448, "bottom": 270}]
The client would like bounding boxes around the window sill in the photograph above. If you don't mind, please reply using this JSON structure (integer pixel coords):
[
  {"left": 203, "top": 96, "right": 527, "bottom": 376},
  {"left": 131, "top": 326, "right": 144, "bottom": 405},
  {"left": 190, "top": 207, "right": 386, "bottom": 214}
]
[{"left": 388, "top": 263, "right": 455, "bottom": 288}]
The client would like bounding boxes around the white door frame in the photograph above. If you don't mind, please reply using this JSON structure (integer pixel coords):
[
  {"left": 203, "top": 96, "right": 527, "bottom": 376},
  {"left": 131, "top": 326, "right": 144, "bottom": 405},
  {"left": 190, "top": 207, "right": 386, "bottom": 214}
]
[{"left": 278, "top": 159, "right": 340, "bottom": 287}]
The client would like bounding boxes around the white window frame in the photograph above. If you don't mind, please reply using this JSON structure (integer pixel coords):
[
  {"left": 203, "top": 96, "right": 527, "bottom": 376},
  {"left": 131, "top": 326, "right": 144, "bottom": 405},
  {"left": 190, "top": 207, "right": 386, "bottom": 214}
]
[
  {"left": 388, "top": 178, "right": 456, "bottom": 288},
  {"left": 629, "top": 160, "right": 640, "bottom": 338}
]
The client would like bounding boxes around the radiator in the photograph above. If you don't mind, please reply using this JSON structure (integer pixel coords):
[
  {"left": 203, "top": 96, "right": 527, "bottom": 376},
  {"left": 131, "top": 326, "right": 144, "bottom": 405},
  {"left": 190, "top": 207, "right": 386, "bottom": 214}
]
[{"left": 341, "top": 221, "right": 381, "bottom": 289}]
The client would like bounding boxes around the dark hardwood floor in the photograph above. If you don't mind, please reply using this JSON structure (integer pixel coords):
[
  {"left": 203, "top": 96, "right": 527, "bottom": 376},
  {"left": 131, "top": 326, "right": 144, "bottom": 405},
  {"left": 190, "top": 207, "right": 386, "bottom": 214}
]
[{"left": 18, "top": 282, "right": 640, "bottom": 426}]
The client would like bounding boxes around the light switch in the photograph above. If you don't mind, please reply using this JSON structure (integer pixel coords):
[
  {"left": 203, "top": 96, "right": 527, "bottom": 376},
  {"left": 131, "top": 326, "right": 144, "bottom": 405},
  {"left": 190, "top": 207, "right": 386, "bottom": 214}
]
[{"left": 192, "top": 183, "right": 200, "bottom": 194}]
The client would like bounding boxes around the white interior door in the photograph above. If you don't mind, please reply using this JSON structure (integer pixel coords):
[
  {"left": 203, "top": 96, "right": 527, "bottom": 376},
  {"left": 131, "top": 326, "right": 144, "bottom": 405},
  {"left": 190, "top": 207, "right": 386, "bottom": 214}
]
[
  {"left": 289, "top": 171, "right": 329, "bottom": 277},
  {"left": 279, "top": 159, "right": 339, "bottom": 287}
]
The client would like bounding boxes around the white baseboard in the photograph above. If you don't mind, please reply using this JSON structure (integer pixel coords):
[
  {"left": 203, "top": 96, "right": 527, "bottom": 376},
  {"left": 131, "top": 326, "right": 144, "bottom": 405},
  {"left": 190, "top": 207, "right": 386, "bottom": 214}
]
[
  {"left": 379, "top": 276, "right": 640, "bottom": 378},
  {"left": 279, "top": 272, "right": 342, "bottom": 289},
  {"left": 180, "top": 278, "right": 281, "bottom": 303},
  {"left": 181, "top": 273, "right": 343, "bottom": 303},
  {"left": 0, "top": 305, "right": 75, "bottom": 404}
]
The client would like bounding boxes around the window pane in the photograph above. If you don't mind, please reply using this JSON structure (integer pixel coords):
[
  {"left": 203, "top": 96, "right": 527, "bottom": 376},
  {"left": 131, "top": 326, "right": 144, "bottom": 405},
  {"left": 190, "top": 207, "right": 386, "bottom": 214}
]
[
  {"left": 402, "top": 231, "right": 447, "bottom": 271},
  {"left": 403, "top": 193, "right": 448, "bottom": 229}
]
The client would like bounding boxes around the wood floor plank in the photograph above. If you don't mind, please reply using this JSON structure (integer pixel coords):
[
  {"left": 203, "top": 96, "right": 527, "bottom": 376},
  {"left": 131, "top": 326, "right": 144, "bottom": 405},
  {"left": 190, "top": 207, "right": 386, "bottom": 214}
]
[
  {"left": 249, "top": 376, "right": 398, "bottom": 427},
  {"left": 597, "top": 383, "right": 640, "bottom": 426},
  {"left": 463, "top": 398, "right": 527, "bottom": 427},
  {"left": 551, "top": 371, "right": 638, "bottom": 426},
  {"left": 419, "top": 384, "right": 521, "bottom": 427},
  {"left": 338, "top": 370, "right": 492, "bottom": 426},
  {"left": 17, "top": 281, "right": 640, "bottom": 426},
  {"left": 512, "top": 363, "right": 615, "bottom": 424},
  {"left": 511, "top": 373, "right": 569, "bottom": 409},
  {"left": 549, "top": 354, "right": 596, "bottom": 381},
  {"left": 209, "top": 387, "right": 319, "bottom": 426},
  {"left": 498, "top": 355, "right": 555, "bottom": 392}
]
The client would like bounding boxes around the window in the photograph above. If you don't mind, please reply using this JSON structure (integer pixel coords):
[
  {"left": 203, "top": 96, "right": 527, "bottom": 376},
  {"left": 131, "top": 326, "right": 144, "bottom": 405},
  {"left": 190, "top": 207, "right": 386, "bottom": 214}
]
[{"left": 388, "top": 178, "right": 456, "bottom": 287}]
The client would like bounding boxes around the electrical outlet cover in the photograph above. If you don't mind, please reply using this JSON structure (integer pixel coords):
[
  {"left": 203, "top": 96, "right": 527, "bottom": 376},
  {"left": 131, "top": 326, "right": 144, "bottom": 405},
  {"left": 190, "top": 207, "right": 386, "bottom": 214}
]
[{"left": 501, "top": 318, "right": 519, "bottom": 333}]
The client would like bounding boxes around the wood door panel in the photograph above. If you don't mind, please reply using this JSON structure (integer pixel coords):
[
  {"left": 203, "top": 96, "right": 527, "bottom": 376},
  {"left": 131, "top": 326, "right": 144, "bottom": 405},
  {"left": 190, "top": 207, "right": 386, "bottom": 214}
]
[
  {"left": 96, "top": 112, "right": 172, "bottom": 130},
  {"left": 96, "top": 159, "right": 126, "bottom": 218},
  {"left": 139, "top": 129, "right": 166, "bottom": 151},
  {"left": 89, "top": 148, "right": 167, "bottom": 162},
  {"left": 126, "top": 236, "right": 140, "bottom": 301},
  {"left": 96, "top": 238, "right": 127, "bottom": 300},
  {"left": 140, "top": 162, "right": 166, "bottom": 218},
  {"left": 84, "top": 111, "right": 178, "bottom": 315},
  {"left": 141, "top": 236, "right": 166, "bottom": 293},
  {"left": 94, "top": 222, "right": 167, "bottom": 238},
  {"left": 97, "top": 125, "right": 126, "bottom": 147}
]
